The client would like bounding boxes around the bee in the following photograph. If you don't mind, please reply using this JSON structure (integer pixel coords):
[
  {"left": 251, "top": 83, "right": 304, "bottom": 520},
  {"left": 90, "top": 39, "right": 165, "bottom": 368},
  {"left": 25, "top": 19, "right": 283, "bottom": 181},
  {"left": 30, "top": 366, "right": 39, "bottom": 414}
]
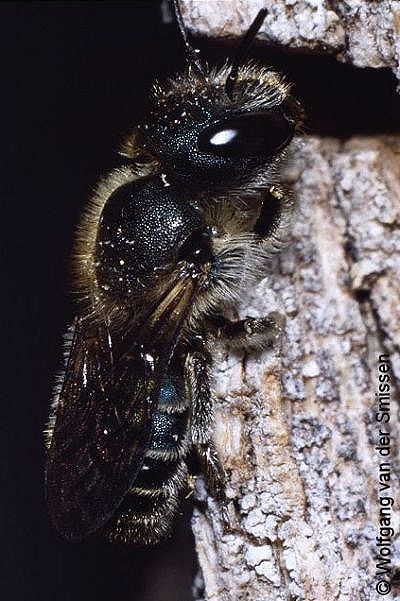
[{"left": 45, "top": 3, "right": 303, "bottom": 545}]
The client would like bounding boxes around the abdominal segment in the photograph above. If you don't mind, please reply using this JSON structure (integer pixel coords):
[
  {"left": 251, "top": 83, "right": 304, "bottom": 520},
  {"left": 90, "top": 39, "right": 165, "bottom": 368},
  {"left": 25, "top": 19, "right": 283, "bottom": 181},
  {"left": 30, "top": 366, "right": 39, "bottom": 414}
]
[{"left": 105, "top": 368, "right": 191, "bottom": 545}]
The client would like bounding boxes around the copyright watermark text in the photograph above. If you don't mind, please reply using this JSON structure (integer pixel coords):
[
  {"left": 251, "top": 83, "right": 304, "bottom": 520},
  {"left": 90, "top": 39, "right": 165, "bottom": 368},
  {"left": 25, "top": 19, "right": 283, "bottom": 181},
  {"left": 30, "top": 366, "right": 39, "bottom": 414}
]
[{"left": 375, "top": 353, "right": 393, "bottom": 596}]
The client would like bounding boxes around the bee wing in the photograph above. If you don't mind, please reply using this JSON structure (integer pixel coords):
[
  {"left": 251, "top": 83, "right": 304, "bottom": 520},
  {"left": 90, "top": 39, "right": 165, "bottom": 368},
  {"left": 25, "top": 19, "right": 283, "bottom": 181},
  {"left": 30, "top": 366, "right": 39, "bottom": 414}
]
[{"left": 46, "top": 274, "right": 197, "bottom": 541}]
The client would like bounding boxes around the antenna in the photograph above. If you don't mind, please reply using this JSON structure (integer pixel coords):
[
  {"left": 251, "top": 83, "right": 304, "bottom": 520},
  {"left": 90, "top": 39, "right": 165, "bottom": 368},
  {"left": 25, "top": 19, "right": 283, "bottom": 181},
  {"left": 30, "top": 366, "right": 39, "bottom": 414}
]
[
  {"left": 225, "top": 9, "right": 268, "bottom": 100},
  {"left": 173, "top": 0, "right": 207, "bottom": 77}
]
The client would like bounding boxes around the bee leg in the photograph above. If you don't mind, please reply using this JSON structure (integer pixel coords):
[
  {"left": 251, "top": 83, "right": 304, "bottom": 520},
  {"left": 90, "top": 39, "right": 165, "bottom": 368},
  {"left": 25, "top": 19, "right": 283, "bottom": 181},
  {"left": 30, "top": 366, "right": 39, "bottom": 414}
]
[
  {"left": 209, "top": 312, "right": 285, "bottom": 352},
  {"left": 253, "top": 184, "right": 287, "bottom": 239},
  {"left": 195, "top": 442, "right": 225, "bottom": 499},
  {"left": 195, "top": 441, "right": 233, "bottom": 534},
  {"left": 185, "top": 347, "right": 233, "bottom": 532},
  {"left": 185, "top": 344, "right": 213, "bottom": 445}
]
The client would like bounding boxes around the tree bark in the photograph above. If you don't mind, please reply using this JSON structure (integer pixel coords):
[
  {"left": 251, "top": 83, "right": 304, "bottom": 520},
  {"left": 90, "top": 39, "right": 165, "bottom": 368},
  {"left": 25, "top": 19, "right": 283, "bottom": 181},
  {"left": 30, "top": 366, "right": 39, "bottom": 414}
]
[
  {"left": 191, "top": 136, "right": 400, "bottom": 600},
  {"left": 180, "top": 0, "right": 400, "bottom": 81},
  {"left": 178, "top": 2, "right": 400, "bottom": 600}
]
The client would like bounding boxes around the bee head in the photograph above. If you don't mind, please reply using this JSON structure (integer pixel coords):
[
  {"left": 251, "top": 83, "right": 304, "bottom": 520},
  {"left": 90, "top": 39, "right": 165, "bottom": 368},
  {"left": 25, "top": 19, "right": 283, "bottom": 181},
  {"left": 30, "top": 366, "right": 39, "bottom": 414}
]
[
  {"left": 135, "top": 7, "right": 303, "bottom": 189},
  {"left": 139, "top": 64, "right": 302, "bottom": 188}
]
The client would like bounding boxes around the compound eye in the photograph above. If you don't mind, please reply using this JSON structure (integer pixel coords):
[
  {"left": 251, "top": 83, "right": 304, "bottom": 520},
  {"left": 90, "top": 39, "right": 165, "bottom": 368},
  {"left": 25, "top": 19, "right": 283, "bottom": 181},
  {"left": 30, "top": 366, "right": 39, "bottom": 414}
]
[{"left": 198, "top": 111, "right": 294, "bottom": 158}]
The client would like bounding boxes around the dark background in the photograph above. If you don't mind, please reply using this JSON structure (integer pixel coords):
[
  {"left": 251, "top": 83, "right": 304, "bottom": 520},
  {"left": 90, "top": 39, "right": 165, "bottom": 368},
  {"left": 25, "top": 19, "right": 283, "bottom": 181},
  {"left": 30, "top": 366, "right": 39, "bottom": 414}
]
[{"left": 2, "top": 2, "right": 399, "bottom": 601}]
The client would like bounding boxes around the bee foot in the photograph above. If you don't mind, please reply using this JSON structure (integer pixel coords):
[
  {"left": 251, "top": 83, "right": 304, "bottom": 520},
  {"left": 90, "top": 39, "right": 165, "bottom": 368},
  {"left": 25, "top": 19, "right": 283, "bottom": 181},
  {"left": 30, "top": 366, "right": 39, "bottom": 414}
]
[
  {"left": 241, "top": 312, "right": 285, "bottom": 351},
  {"left": 211, "top": 312, "right": 285, "bottom": 351},
  {"left": 220, "top": 500, "right": 235, "bottom": 535}
]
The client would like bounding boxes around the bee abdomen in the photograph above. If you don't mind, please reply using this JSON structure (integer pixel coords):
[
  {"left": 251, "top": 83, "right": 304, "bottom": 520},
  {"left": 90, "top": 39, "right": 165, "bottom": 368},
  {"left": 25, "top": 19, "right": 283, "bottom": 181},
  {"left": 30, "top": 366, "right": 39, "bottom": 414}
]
[
  {"left": 106, "top": 457, "right": 189, "bottom": 545},
  {"left": 145, "top": 408, "right": 190, "bottom": 460},
  {"left": 107, "top": 491, "right": 182, "bottom": 545},
  {"left": 106, "top": 376, "right": 192, "bottom": 544},
  {"left": 132, "top": 456, "right": 187, "bottom": 496}
]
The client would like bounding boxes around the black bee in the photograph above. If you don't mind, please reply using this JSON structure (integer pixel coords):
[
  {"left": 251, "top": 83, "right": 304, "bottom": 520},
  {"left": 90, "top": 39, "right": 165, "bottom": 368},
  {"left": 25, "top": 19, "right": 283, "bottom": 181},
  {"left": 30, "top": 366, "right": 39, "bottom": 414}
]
[{"left": 45, "top": 3, "right": 303, "bottom": 545}]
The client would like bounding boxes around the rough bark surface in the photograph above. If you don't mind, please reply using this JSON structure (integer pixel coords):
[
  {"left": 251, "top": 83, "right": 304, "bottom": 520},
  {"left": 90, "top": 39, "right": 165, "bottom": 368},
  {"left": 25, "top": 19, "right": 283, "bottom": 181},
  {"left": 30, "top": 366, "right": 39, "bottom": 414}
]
[
  {"left": 191, "top": 136, "right": 400, "bottom": 601},
  {"left": 180, "top": 0, "right": 400, "bottom": 82}
]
